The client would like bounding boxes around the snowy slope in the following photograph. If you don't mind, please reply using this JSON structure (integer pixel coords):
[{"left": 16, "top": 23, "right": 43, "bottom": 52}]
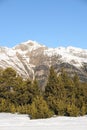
[
  {"left": 44, "top": 46, "right": 87, "bottom": 67},
  {"left": 0, "top": 113, "right": 87, "bottom": 130}
]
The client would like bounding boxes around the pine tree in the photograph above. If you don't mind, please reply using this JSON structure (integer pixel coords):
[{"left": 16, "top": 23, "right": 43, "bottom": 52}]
[
  {"left": 45, "top": 66, "right": 66, "bottom": 115},
  {"left": 45, "top": 66, "right": 59, "bottom": 96},
  {"left": 28, "top": 96, "right": 53, "bottom": 119}
]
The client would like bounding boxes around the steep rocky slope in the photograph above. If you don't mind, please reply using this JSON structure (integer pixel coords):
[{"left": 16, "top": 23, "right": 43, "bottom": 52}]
[{"left": 0, "top": 40, "right": 87, "bottom": 87}]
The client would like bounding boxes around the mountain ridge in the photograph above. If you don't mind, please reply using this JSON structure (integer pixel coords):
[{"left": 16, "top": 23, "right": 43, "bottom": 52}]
[{"left": 0, "top": 40, "right": 87, "bottom": 87}]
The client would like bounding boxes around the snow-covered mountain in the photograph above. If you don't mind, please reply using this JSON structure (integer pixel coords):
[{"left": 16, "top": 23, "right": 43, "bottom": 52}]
[{"left": 0, "top": 40, "right": 87, "bottom": 87}]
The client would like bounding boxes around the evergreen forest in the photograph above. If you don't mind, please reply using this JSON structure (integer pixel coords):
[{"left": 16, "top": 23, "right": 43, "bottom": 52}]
[{"left": 0, "top": 67, "right": 87, "bottom": 119}]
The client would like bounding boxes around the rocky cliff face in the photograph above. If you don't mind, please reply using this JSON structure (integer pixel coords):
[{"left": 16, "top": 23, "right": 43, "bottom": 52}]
[{"left": 0, "top": 40, "right": 87, "bottom": 87}]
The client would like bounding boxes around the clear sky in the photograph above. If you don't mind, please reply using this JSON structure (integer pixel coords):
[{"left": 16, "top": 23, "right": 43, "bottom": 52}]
[{"left": 0, "top": 0, "right": 87, "bottom": 48}]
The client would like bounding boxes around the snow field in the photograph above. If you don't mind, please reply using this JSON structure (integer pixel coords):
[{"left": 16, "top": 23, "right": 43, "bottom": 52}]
[{"left": 0, "top": 113, "right": 87, "bottom": 130}]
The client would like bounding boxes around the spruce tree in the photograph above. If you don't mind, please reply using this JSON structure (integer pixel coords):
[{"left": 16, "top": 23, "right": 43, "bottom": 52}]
[
  {"left": 45, "top": 66, "right": 65, "bottom": 115},
  {"left": 45, "top": 66, "right": 58, "bottom": 97}
]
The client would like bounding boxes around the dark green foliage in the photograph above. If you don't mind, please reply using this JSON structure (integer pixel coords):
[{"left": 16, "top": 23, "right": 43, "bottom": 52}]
[
  {"left": 27, "top": 96, "right": 53, "bottom": 119},
  {"left": 45, "top": 67, "right": 87, "bottom": 117},
  {"left": 45, "top": 66, "right": 59, "bottom": 97},
  {"left": 0, "top": 67, "right": 87, "bottom": 119}
]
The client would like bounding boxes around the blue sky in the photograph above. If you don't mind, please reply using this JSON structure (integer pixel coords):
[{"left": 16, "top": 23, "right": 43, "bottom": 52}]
[{"left": 0, "top": 0, "right": 87, "bottom": 48}]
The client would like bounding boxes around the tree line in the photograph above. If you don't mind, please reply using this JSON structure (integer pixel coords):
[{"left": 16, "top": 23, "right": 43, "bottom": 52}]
[{"left": 0, "top": 67, "right": 87, "bottom": 119}]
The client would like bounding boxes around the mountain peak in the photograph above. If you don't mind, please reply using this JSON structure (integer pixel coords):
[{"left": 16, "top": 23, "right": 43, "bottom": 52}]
[
  {"left": 13, "top": 40, "right": 46, "bottom": 52},
  {"left": 21, "top": 40, "right": 43, "bottom": 46}
]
